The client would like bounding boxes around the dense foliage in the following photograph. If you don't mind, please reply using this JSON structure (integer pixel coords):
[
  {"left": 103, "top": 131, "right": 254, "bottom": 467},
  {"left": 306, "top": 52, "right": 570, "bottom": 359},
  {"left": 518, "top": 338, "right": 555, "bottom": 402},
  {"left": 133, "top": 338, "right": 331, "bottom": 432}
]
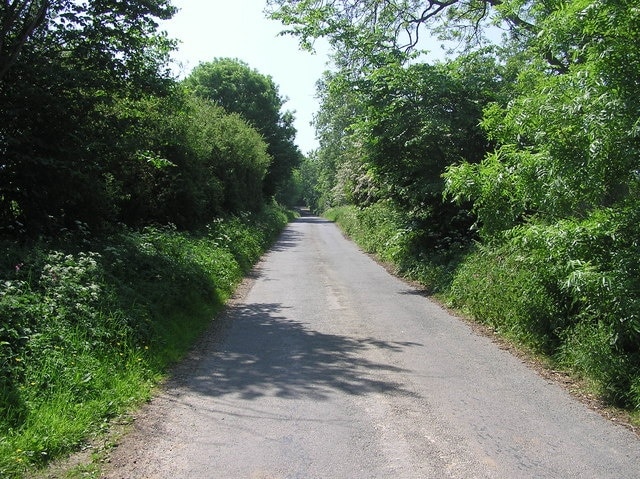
[
  {"left": 303, "top": 50, "right": 503, "bottom": 282},
  {"left": 1, "top": 2, "right": 301, "bottom": 476},
  {"left": 1, "top": 3, "right": 301, "bottom": 236},
  {"left": 444, "top": 0, "right": 640, "bottom": 408},
  {"left": 1, "top": 0, "right": 177, "bottom": 234},
  {"left": 277, "top": 0, "right": 640, "bottom": 412},
  {"left": 0, "top": 205, "right": 291, "bottom": 477},
  {"left": 184, "top": 58, "right": 302, "bottom": 200}
]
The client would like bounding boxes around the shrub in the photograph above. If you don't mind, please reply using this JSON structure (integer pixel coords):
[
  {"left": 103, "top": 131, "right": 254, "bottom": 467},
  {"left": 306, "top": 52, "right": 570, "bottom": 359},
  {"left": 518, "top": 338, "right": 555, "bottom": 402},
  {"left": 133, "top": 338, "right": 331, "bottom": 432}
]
[
  {"left": 447, "top": 241, "right": 563, "bottom": 352},
  {"left": 0, "top": 204, "right": 290, "bottom": 477},
  {"left": 448, "top": 205, "right": 640, "bottom": 408},
  {"left": 327, "top": 201, "right": 640, "bottom": 410}
]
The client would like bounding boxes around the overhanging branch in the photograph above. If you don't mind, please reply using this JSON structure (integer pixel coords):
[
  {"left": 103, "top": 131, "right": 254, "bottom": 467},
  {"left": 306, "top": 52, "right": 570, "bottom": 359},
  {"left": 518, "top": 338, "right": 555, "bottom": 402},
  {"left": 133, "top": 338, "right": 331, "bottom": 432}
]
[{"left": 0, "top": 0, "right": 50, "bottom": 81}]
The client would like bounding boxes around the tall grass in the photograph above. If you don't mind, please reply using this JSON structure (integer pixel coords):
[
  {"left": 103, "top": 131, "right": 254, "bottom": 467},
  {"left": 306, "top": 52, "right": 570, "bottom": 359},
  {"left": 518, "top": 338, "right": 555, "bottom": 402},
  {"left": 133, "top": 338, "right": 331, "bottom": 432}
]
[
  {"left": 326, "top": 203, "right": 640, "bottom": 414},
  {"left": 0, "top": 204, "right": 291, "bottom": 478}
]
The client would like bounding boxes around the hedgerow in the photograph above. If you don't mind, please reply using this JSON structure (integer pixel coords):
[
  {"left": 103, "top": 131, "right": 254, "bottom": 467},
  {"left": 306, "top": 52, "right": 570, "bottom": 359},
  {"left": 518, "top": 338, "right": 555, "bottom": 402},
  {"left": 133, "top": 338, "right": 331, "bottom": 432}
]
[
  {"left": 0, "top": 204, "right": 290, "bottom": 478},
  {"left": 327, "top": 202, "right": 640, "bottom": 414}
]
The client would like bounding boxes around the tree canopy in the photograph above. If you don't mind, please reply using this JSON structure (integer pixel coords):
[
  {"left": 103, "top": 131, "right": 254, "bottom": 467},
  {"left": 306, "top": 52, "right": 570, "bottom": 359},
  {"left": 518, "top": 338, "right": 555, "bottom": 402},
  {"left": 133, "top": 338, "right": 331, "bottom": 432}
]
[
  {"left": 0, "top": 0, "right": 178, "bottom": 233},
  {"left": 184, "top": 58, "right": 302, "bottom": 199},
  {"left": 0, "top": 0, "right": 177, "bottom": 85},
  {"left": 0, "top": 0, "right": 49, "bottom": 80},
  {"left": 0, "top": 3, "right": 301, "bottom": 235}
]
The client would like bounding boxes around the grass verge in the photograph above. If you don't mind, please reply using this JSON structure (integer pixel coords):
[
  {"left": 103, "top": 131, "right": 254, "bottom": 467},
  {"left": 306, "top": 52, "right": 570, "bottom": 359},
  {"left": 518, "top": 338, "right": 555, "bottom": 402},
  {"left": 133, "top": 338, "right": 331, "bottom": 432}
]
[
  {"left": 325, "top": 203, "right": 640, "bottom": 429},
  {"left": 0, "top": 204, "right": 293, "bottom": 478}
]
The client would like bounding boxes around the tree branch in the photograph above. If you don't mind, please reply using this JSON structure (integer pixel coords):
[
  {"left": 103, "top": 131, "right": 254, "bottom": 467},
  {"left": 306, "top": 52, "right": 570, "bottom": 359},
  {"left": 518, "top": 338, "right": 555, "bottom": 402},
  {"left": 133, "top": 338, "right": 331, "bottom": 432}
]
[{"left": 0, "top": 0, "right": 50, "bottom": 82}]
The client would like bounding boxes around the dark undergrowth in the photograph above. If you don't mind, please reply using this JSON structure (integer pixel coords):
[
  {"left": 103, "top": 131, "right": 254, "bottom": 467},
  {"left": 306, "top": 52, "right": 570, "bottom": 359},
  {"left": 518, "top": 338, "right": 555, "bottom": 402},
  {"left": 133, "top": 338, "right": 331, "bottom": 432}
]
[{"left": 0, "top": 203, "right": 293, "bottom": 478}]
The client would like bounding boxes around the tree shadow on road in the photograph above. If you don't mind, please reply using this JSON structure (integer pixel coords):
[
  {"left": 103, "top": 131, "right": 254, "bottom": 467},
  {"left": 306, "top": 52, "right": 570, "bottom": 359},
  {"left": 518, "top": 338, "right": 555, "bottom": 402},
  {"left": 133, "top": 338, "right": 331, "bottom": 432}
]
[
  {"left": 269, "top": 228, "right": 305, "bottom": 252},
  {"left": 292, "top": 216, "right": 332, "bottom": 224},
  {"left": 174, "top": 303, "right": 422, "bottom": 402}
]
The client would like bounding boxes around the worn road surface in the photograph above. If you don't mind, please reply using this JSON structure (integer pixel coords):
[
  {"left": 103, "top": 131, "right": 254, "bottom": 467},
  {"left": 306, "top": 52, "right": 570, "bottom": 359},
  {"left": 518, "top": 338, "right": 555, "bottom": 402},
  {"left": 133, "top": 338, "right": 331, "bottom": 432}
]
[{"left": 103, "top": 215, "right": 640, "bottom": 478}]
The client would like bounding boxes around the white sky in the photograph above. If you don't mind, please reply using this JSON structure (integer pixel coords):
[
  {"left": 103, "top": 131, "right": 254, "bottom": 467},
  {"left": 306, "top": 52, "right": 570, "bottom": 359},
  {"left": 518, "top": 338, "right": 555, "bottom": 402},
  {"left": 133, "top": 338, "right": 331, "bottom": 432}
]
[{"left": 161, "top": 0, "right": 331, "bottom": 154}]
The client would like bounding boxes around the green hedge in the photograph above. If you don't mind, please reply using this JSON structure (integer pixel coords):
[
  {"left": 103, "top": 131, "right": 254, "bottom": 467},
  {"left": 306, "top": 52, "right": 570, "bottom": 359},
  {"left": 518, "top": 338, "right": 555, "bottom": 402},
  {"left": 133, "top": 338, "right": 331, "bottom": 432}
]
[
  {"left": 0, "top": 204, "right": 290, "bottom": 478},
  {"left": 327, "top": 203, "right": 640, "bottom": 412}
]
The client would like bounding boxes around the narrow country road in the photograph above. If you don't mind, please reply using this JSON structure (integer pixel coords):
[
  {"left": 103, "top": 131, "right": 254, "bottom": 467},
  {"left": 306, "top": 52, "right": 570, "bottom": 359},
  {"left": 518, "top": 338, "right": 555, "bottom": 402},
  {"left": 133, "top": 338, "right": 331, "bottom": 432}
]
[{"left": 103, "top": 215, "right": 640, "bottom": 478}]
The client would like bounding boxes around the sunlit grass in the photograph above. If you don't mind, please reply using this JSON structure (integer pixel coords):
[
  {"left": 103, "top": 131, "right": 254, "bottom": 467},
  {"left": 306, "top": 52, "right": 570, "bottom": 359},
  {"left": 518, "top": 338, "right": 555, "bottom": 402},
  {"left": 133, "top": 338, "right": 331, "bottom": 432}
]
[
  {"left": 0, "top": 204, "right": 290, "bottom": 478},
  {"left": 326, "top": 203, "right": 640, "bottom": 417}
]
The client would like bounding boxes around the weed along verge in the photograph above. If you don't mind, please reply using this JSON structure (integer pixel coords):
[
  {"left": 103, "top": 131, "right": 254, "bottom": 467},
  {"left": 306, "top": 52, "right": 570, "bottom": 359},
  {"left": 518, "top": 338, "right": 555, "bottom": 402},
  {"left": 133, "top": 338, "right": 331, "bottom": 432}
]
[
  {"left": 324, "top": 205, "right": 640, "bottom": 431},
  {"left": 0, "top": 204, "right": 293, "bottom": 478}
]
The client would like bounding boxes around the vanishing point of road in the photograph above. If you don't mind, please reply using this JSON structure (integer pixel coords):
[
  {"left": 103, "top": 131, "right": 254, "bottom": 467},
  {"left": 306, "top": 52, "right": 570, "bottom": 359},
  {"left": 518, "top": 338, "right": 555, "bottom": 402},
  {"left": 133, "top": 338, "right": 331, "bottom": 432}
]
[{"left": 104, "top": 214, "right": 640, "bottom": 478}]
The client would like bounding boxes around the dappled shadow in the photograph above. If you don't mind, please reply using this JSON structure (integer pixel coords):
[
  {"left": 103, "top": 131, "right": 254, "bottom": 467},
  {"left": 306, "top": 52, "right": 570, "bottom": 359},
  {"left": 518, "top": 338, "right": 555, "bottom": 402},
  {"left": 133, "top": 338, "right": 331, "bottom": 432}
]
[
  {"left": 269, "top": 227, "right": 304, "bottom": 252},
  {"left": 178, "top": 303, "right": 421, "bottom": 402}
]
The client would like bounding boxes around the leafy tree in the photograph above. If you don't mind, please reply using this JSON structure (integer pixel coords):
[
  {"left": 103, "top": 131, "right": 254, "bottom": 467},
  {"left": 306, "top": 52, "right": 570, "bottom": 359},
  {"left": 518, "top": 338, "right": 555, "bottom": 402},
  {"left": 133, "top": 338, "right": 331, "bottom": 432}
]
[
  {"left": 267, "top": 0, "right": 498, "bottom": 51},
  {"left": 268, "top": 0, "right": 525, "bottom": 57},
  {"left": 184, "top": 58, "right": 302, "bottom": 199},
  {"left": 356, "top": 54, "right": 501, "bottom": 252},
  {"left": 101, "top": 90, "right": 272, "bottom": 228},
  {"left": 0, "top": 0, "right": 48, "bottom": 81},
  {"left": 299, "top": 154, "right": 322, "bottom": 210},
  {"left": 445, "top": 0, "right": 640, "bottom": 235},
  {"left": 442, "top": 0, "right": 640, "bottom": 406},
  {"left": 0, "top": 0, "right": 176, "bottom": 235},
  {"left": 268, "top": 0, "right": 578, "bottom": 74},
  {"left": 1, "top": 1, "right": 176, "bottom": 87},
  {"left": 307, "top": 69, "right": 374, "bottom": 211}
]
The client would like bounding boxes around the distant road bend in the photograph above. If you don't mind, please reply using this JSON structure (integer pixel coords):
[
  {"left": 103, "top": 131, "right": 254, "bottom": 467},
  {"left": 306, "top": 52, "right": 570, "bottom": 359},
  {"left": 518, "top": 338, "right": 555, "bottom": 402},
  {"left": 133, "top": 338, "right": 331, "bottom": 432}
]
[{"left": 104, "top": 214, "right": 640, "bottom": 478}]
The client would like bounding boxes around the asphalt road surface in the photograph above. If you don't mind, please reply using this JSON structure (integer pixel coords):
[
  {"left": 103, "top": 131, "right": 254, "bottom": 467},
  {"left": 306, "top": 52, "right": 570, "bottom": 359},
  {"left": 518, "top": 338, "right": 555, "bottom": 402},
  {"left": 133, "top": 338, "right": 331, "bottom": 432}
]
[{"left": 103, "top": 215, "right": 640, "bottom": 478}]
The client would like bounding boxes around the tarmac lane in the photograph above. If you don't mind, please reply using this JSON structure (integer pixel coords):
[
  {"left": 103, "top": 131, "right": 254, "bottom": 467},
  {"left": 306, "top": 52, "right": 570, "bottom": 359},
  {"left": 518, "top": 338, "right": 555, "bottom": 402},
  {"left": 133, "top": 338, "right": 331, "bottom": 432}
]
[{"left": 103, "top": 214, "right": 640, "bottom": 479}]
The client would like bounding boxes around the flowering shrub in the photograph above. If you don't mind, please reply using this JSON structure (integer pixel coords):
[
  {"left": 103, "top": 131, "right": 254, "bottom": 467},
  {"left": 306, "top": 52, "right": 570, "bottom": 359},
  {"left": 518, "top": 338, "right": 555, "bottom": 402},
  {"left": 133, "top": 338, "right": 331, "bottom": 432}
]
[{"left": 40, "top": 251, "right": 103, "bottom": 325}]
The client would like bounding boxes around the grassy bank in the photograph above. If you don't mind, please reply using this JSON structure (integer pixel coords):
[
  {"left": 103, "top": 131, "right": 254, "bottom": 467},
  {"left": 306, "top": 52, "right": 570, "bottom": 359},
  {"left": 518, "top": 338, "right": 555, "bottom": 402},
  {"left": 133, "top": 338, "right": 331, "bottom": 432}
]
[
  {"left": 0, "top": 204, "right": 293, "bottom": 478},
  {"left": 324, "top": 204, "right": 461, "bottom": 291},
  {"left": 325, "top": 204, "right": 640, "bottom": 420}
]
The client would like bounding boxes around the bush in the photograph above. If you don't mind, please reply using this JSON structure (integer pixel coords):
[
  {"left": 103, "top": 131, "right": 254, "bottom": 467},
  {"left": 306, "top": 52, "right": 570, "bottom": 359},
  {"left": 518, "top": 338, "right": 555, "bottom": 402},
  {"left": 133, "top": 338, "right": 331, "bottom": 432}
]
[
  {"left": 113, "top": 95, "right": 272, "bottom": 229},
  {"left": 558, "top": 321, "right": 634, "bottom": 406},
  {"left": 447, "top": 241, "right": 563, "bottom": 352},
  {"left": 325, "top": 202, "right": 407, "bottom": 261},
  {"left": 0, "top": 204, "right": 290, "bottom": 477},
  {"left": 448, "top": 205, "right": 640, "bottom": 408},
  {"left": 327, "top": 201, "right": 640, "bottom": 411}
]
